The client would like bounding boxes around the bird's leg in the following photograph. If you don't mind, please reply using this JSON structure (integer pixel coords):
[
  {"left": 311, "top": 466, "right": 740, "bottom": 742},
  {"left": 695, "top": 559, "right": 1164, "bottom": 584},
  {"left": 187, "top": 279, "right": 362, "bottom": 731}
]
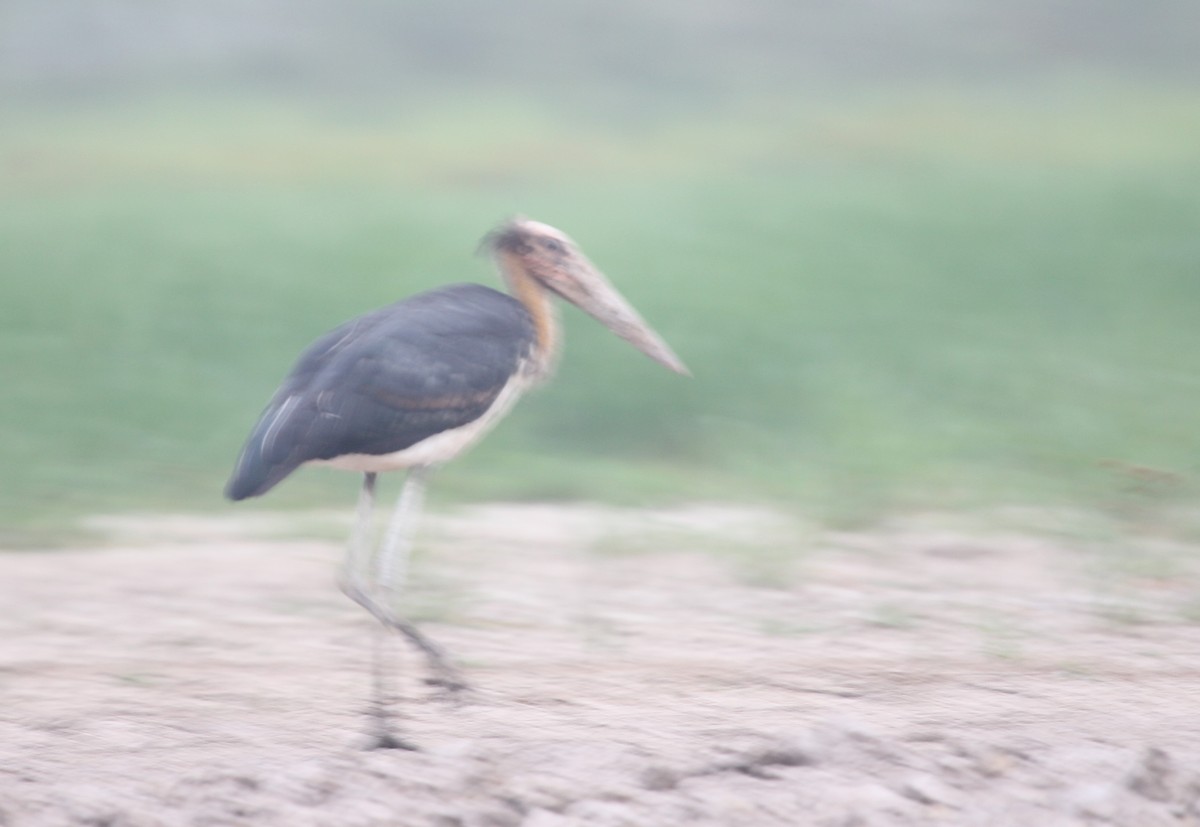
[
  {"left": 366, "top": 623, "right": 416, "bottom": 750},
  {"left": 373, "top": 465, "right": 427, "bottom": 594},
  {"left": 343, "top": 472, "right": 377, "bottom": 586},
  {"left": 338, "top": 473, "right": 415, "bottom": 750},
  {"left": 342, "top": 467, "right": 468, "bottom": 693},
  {"left": 377, "top": 467, "right": 468, "bottom": 691}
]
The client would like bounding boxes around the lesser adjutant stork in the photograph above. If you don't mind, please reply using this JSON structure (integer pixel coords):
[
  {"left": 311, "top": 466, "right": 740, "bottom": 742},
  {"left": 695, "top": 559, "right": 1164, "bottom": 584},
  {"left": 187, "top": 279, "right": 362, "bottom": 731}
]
[{"left": 225, "top": 218, "right": 688, "bottom": 747}]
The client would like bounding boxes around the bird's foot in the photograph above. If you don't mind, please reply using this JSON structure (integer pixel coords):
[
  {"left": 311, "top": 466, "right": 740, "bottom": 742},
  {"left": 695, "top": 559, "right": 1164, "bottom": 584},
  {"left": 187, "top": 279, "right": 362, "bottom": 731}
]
[
  {"left": 364, "top": 728, "right": 419, "bottom": 751},
  {"left": 340, "top": 576, "right": 471, "bottom": 696},
  {"left": 425, "top": 672, "right": 472, "bottom": 699}
]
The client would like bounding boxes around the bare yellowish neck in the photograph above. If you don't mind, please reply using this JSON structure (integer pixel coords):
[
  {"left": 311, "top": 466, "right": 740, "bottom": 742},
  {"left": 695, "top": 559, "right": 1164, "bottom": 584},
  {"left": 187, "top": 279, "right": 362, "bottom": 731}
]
[{"left": 496, "top": 251, "right": 560, "bottom": 379}]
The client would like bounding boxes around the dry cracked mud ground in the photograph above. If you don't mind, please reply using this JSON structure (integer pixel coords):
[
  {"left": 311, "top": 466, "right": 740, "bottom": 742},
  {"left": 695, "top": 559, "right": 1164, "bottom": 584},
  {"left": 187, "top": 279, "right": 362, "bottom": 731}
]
[{"left": 2, "top": 504, "right": 1199, "bottom": 826}]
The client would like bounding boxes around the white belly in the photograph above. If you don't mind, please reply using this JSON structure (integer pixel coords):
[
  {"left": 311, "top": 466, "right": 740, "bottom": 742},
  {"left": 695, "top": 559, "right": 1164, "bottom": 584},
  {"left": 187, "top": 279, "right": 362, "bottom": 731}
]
[{"left": 308, "top": 373, "right": 530, "bottom": 473}]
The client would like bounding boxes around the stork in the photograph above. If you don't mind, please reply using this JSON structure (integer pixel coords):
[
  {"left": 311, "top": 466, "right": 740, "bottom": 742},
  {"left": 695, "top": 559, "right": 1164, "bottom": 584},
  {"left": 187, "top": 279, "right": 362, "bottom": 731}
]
[{"left": 225, "top": 218, "right": 688, "bottom": 747}]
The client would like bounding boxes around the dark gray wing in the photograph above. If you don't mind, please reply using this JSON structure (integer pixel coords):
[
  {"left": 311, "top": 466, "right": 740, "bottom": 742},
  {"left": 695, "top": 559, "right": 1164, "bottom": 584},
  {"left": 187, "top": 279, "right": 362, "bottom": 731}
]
[{"left": 226, "top": 283, "right": 535, "bottom": 500}]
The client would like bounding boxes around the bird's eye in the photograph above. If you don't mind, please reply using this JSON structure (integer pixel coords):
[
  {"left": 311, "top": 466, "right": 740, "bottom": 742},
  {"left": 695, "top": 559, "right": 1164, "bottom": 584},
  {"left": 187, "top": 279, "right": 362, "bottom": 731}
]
[{"left": 542, "top": 238, "right": 565, "bottom": 254}]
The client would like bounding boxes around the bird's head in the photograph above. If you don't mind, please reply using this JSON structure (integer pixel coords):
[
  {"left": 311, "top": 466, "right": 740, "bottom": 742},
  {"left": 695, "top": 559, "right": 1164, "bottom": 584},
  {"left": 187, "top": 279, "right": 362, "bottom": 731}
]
[{"left": 483, "top": 217, "right": 689, "bottom": 375}]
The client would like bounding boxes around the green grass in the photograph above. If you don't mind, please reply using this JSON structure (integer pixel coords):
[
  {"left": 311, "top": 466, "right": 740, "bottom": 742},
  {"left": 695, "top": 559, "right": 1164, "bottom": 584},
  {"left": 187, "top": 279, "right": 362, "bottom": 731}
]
[{"left": 2, "top": 87, "right": 1199, "bottom": 544}]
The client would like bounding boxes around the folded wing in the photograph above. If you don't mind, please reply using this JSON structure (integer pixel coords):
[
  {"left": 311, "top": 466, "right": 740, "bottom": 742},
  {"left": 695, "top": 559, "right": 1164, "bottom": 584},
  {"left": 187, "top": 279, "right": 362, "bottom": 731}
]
[{"left": 225, "top": 283, "right": 535, "bottom": 500}]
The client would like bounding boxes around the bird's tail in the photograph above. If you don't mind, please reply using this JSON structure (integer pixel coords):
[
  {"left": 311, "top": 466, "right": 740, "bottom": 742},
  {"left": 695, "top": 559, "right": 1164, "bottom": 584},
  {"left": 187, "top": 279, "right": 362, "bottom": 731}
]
[
  {"left": 224, "top": 399, "right": 305, "bottom": 500},
  {"left": 225, "top": 442, "right": 295, "bottom": 500}
]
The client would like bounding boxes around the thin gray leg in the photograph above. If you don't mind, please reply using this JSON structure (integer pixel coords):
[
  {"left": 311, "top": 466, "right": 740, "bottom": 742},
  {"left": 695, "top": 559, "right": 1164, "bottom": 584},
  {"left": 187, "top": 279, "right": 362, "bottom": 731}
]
[
  {"left": 366, "top": 623, "right": 416, "bottom": 751},
  {"left": 343, "top": 472, "right": 377, "bottom": 586},
  {"left": 340, "top": 466, "right": 467, "bottom": 693},
  {"left": 338, "top": 473, "right": 414, "bottom": 749},
  {"left": 373, "top": 465, "right": 428, "bottom": 597}
]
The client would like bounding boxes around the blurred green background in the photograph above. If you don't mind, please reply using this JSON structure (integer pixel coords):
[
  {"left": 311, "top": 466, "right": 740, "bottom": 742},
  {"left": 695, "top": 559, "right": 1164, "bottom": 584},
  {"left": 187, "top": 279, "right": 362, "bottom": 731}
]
[{"left": 2, "top": 1, "right": 1198, "bottom": 544}]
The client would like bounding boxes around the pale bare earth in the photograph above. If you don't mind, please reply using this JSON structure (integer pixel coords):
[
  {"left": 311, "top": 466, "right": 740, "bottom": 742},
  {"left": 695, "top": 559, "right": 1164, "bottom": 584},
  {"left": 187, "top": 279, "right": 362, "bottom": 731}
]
[{"left": 2, "top": 504, "right": 1199, "bottom": 826}]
